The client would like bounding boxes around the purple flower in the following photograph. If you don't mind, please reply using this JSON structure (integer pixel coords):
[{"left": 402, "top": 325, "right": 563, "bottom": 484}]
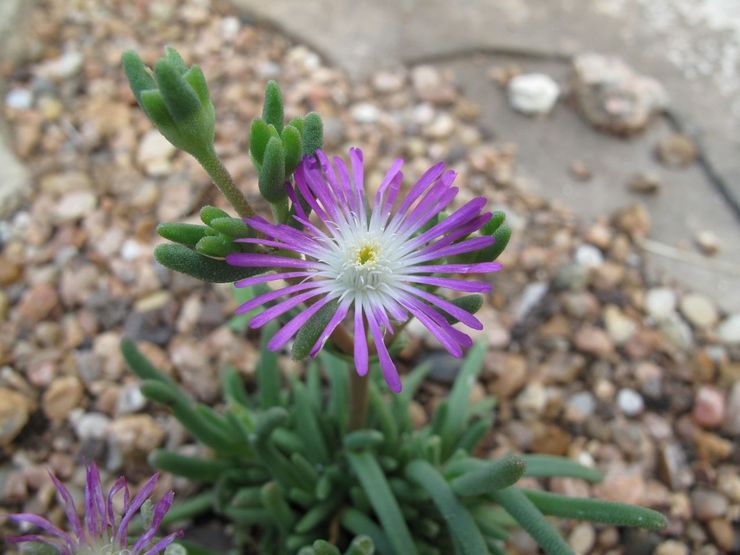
[
  {"left": 7, "top": 464, "right": 181, "bottom": 555},
  {"left": 227, "top": 148, "right": 501, "bottom": 393}
]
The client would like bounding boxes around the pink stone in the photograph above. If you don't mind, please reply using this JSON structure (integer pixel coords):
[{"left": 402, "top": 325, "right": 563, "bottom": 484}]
[{"left": 692, "top": 386, "right": 726, "bottom": 429}]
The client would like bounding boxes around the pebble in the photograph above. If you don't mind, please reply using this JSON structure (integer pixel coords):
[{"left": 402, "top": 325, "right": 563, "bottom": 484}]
[
  {"left": 679, "top": 293, "right": 718, "bottom": 328},
  {"left": 512, "top": 282, "right": 548, "bottom": 322},
  {"left": 717, "top": 313, "right": 740, "bottom": 345},
  {"left": 5, "top": 88, "right": 33, "bottom": 110},
  {"left": 568, "top": 522, "right": 596, "bottom": 555},
  {"left": 42, "top": 376, "right": 84, "bottom": 422},
  {"left": 115, "top": 383, "right": 147, "bottom": 415},
  {"left": 564, "top": 391, "right": 596, "bottom": 423},
  {"left": 604, "top": 304, "right": 638, "bottom": 344},
  {"left": 109, "top": 414, "right": 165, "bottom": 454},
  {"left": 136, "top": 130, "right": 176, "bottom": 176},
  {"left": 707, "top": 519, "right": 736, "bottom": 552},
  {"left": 515, "top": 382, "right": 547, "bottom": 420},
  {"left": 654, "top": 540, "right": 689, "bottom": 555},
  {"left": 574, "top": 243, "right": 604, "bottom": 268},
  {"left": 617, "top": 388, "right": 644, "bottom": 416},
  {"left": 72, "top": 412, "right": 111, "bottom": 441},
  {"left": 372, "top": 70, "right": 405, "bottom": 93},
  {"left": 572, "top": 53, "right": 668, "bottom": 135},
  {"left": 412, "top": 65, "right": 456, "bottom": 103},
  {"left": 645, "top": 287, "right": 677, "bottom": 320},
  {"left": 574, "top": 326, "right": 614, "bottom": 357},
  {"left": 656, "top": 134, "right": 697, "bottom": 168},
  {"left": 690, "top": 489, "right": 728, "bottom": 521},
  {"left": 629, "top": 172, "right": 661, "bottom": 194},
  {"left": 36, "top": 51, "right": 83, "bottom": 80},
  {"left": 507, "top": 73, "right": 560, "bottom": 115},
  {"left": 17, "top": 282, "right": 59, "bottom": 323},
  {"left": 659, "top": 313, "right": 694, "bottom": 350},
  {"left": 692, "top": 386, "right": 726, "bottom": 429},
  {"left": 695, "top": 230, "right": 720, "bottom": 256},
  {"left": 0, "top": 388, "right": 33, "bottom": 446},
  {"left": 54, "top": 190, "right": 97, "bottom": 222},
  {"left": 350, "top": 102, "right": 381, "bottom": 124},
  {"left": 423, "top": 113, "right": 456, "bottom": 139}
]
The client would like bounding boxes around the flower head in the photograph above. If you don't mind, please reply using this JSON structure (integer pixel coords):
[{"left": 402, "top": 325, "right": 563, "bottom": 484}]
[
  {"left": 227, "top": 148, "right": 502, "bottom": 392},
  {"left": 8, "top": 464, "right": 181, "bottom": 555}
]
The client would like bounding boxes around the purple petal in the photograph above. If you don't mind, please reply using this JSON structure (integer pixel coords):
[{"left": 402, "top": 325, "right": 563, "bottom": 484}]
[
  {"left": 84, "top": 463, "right": 106, "bottom": 537},
  {"left": 398, "top": 295, "right": 463, "bottom": 357},
  {"left": 403, "top": 275, "right": 492, "bottom": 293},
  {"left": 226, "top": 253, "right": 323, "bottom": 270},
  {"left": 143, "top": 530, "right": 183, "bottom": 555},
  {"left": 132, "top": 490, "right": 174, "bottom": 553},
  {"left": 398, "top": 284, "right": 483, "bottom": 330},
  {"left": 309, "top": 300, "right": 351, "bottom": 357},
  {"left": 115, "top": 473, "right": 160, "bottom": 546},
  {"left": 106, "top": 476, "right": 129, "bottom": 536},
  {"left": 366, "top": 310, "right": 402, "bottom": 393},
  {"left": 417, "top": 213, "right": 491, "bottom": 250},
  {"left": 235, "top": 281, "right": 320, "bottom": 315},
  {"left": 248, "top": 287, "right": 329, "bottom": 329},
  {"left": 409, "top": 236, "right": 494, "bottom": 264},
  {"left": 8, "top": 514, "right": 75, "bottom": 548},
  {"left": 234, "top": 270, "right": 314, "bottom": 289},
  {"left": 404, "top": 262, "right": 503, "bottom": 275},
  {"left": 406, "top": 196, "right": 487, "bottom": 249},
  {"left": 396, "top": 161, "right": 446, "bottom": 218},
  {"left": 267, "top": 294, "right": 338, "bottom": 350},
  {"left": 354, "top": 305, "right": 369, "bottom": 377},
  {"left": 48, "top": 471, "right": 83, "bottom": 539}
]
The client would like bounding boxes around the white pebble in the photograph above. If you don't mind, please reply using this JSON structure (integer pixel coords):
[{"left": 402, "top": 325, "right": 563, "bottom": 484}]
[
  {"left": 507, "top": 73, "right": 560, "bottom": 115},
  {"left": 617, "top": 388, "right": 644, "bottom": 416}
]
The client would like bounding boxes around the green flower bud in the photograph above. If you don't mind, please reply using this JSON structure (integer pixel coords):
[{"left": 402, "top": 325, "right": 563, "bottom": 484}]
[
  {"left": 302, "top": 112, "right": 323, "bottom": 156},
  {"left": 123, "top": 48, "right": 215, "bottom": 159},
  {"left": 262, "top": 81, "right": 284, "bottom": 133},
  {"left": 259, "top": 137, "right": 287, "bottom": 203}
]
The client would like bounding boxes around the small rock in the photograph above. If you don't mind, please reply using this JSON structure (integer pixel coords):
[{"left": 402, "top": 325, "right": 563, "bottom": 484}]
[
  {"left": 72, "top": 412, "right": 111, "bottom": 441},
  {"left": 568, "top": 522, "right": 596, "bottom": 555},
  {"left": 615, "top": 203, "right": 651, "bottom": 238},
  {"left": 565, "top": 391, "right": 596, "bottom": 423},
  {"left": 0, "top": 389, "right": 33, "bottom": 446},
  {"left": 570, "top": 160, "right": 592, "bottom": 181},
  {"left": 136, "top": 130, "right": 176, "bottom": 176},
  {"left": 42, "top": 376, "right": 84, "bottom": 422},
  {"left": 645, "top": 287, "right": 677, "bottom": 321},
  {"left": 515, "top": 382, "right": 547, "bottom": 420},
  {"left": 659, "top": 313, "right": 694, "bottom": 350},
  {"left": 594, "top": 464, "right": 646, "bottom": 504},
  {"left": 423, "top": 113, "right": 455, "bottom": 139},
  {"left": 5, "top": 88, "right": 33, "bottom": 110},
  {"left": 54, "top": 190, "right": 97, "bottom": 222},
  {"left": 424, "top": 351, "right": 463, "bottom": 385},
  {"left": 109, "top": 414, "right": 165, "bottom": 454},
  {"left": 707, "top": 519, "right": 736, "bottom": 552},
  {"left": 486, "top": 352, "right": 527, "bottom": 398},
  {"left": 654, "top": 540, "right": 689, "bottom": 555},
  {"left": 0, "top": 137, "right": 31, "bottom": 218},
  {"left": 717, "top": 314, "right": 740, "bottom": 345},
  {"left": 604, "top": 304, "right": 638, "bottom": 344},
  {"left": 115, "top": 383, "right": 147, "bottom": 415},
  {"left": 629, "top": 172, "right": 661, "bottom": 194},
  {"left": 690, "top": 489, "right": 728, "bottom": 521},
  {"left": 513, "top": 282, "right": 548, "bottom": 322},
  {"left": 350, "top": 102, "right": 380, "bottom": 124},
  {"left": 412, "top": 65, "right": 456, "bottom": 103},
  {"left": 372, "top": 70, "right": 405, "bottom": 93},
  {"left": 695, "top": 230, "right": 720, "bottom": 256},
  {"left": 617, "top": 388, "right": 644, "bottom": 416},
  {"left": 575, "top": 244, "right": 604, "bottom": 268},
  {"left": 574, "top": 326, "right": 614, "bottom": 357},
  {"left": 657, "top": 442, "right": 692, "bottom": 490},
  {"left": 507, "top": 73, "right": 560, "bottom": 115},
  {"left": 572, "top": 53, "right": 668, "bottom": 135},
  {"left": 17, "top": 283, "right": 59, "bottom": 323},
  {"left": 679, "top": 294, "right": 718, "bottom": 329},
  {"left": 36, "top": 51, "right": 84, "bottom": 80},
  {"left": 692, "top": 386, "right": 725, "bottom": 429},
  {"left": 656, "top": 134, "right": 697, "bottom": 168},
  {"left": 725, "top": 382, "right": 740, "bottom": 436}
]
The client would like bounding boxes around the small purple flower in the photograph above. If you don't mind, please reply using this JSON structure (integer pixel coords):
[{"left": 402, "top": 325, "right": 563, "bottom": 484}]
[
  {"left": 227, "top": 148, "right": 501, "bottom": 393},
  {"left": 7, "top": 464, "right": 181, "bottom": 555}
]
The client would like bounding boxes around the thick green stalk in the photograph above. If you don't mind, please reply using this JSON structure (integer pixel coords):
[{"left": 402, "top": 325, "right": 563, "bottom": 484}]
[
  {"left": 197, "top": 147, "right": 254, "bottom": 218},
  {"left": 348, "top": 370, "right": 370, "bottom": 432}
]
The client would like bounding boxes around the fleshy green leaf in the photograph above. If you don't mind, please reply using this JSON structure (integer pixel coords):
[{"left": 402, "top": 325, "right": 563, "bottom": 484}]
[
  {"left": 405, "top": 459, "right": 489, "bottom": 555},
  {"left": 292, "top": 299, "right": 339, "bottom": 360},
  {"left": 157, "top": 223, "right": 209, "bottom": 246},
  {"left": 262, "top": 81, "right": 284, "bottom": 133},
  {"left": 148, "top": 449, "right": 231, "bottom": 482},
  {"left": 288, "top": 116, "right": 304, "bottom": 135},
  {"left": 491, "top": 487, "right": 574, "bottom": 555},
  {"left": 449, "top": 456, "right": 526, "bottom": 496},
  {"left": 282, "top": 124, "right": 303, "bottom": 174},
  {"left": 154, "top": 58, "right": 201, "bottom": 120},
  {"left": 209, "top": 216, "right": 252, "bottom": 238},
  {"left": 154, "top": 243, "right": 262, "bottom": 283},
  {"left": 523, "top": 489, "right": 667, "bottom": 530},
  {"left": 478, "top": 224, "right": 511, "bottom": 262},
  {"left": 443, "top": 295, "right": 484, "bottom": 325},
  {"left": 302, "top": 112, "right": 323, "bottom": 156},
  {"left": 195, "top": 235, "right": 237, "bottom": 258},
  {"left": 259, "top": 321, "right": 281, "bottom": 409},
  {"left": 345, "top": 535, "right": 375, "bottom": 555},
  {"left": 200, "top": 205, "right": 230, "bottom": 225},
  {"left": 259, "top": 137, "right": 287, "bottom": 203},
  {"left": 481, "top": 211, "right": 506, "bottom": 235},
  {"left": 122, "top": 51, "right": 156, "bottom": 104},
  {"left": 347, "top": 451, "right": 417, "bottom": 555},
  {"left": 522, "top": 455, "right": 603, "bottom": 483},
  {"left": 249, "top": 118, "right": 273, "bottom": 166}
]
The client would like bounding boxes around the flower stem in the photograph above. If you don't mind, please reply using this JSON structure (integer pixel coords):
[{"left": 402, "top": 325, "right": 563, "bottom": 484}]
[
  {"left": 348, "top": 368, "right": 369, "bottom": 432},
  {"left": 197, "top": 147, "right": 255, "bottom": 219}
]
